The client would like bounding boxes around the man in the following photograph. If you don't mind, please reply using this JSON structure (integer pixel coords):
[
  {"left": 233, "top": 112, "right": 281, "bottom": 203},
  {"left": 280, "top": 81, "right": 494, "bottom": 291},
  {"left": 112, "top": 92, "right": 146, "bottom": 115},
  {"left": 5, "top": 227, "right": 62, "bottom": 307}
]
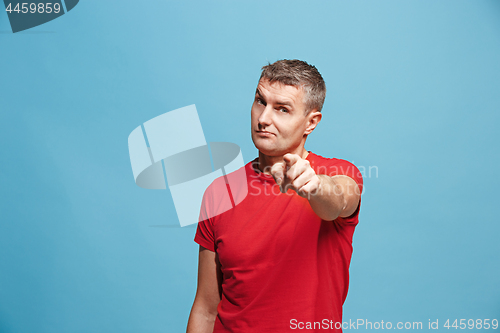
[{"left": 186, "top": 59, "right": 363, "bottom": 332}]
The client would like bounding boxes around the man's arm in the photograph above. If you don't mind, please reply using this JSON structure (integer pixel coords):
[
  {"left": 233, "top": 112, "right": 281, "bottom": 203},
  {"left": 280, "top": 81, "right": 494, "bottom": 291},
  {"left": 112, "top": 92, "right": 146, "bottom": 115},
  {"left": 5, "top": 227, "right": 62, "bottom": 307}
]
[
  {"left": 271, "top": 154, "right": 361, "bottom": 221},
  {"left": 186, "top": 246, "right": 222, "bottom": 333},
  {"left": 308, "top": 174, "right": 361, "bottom": 221}
]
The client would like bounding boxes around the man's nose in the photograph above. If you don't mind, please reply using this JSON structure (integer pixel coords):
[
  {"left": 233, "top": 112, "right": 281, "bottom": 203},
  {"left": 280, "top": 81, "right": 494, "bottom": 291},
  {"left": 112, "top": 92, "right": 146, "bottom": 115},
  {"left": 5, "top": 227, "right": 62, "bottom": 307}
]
[{"left": 258, "top": 105, "right": 273, "bottom": 127}]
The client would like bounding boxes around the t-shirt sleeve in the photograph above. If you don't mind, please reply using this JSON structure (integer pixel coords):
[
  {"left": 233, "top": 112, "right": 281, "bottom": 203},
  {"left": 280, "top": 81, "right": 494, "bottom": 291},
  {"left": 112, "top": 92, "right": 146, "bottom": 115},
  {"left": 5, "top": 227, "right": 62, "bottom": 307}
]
[
  {"left": 194, "top": 185, "right": 216, "bottom": 252},
  {"left": 195, "top": 220, "right": 215, "bottom": 252},
  {"left": 328, "top": 159, "right": 363, "bottom": 196}
]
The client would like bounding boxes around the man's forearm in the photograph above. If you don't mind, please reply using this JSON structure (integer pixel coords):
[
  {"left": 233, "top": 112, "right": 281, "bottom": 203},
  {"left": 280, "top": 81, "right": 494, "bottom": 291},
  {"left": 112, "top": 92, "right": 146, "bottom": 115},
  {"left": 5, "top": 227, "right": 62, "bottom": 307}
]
[
  {"left": 307, "top": 175, "right": 346, "bottom": 221},
  {"left": 186, "top": 304, "right": 217, "bottom": 333}
]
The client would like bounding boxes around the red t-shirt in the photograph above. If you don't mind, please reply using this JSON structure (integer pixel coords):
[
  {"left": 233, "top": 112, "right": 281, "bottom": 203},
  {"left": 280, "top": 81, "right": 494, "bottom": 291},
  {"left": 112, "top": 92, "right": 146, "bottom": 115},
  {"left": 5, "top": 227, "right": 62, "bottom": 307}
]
[{"left": 194, "top": 151, "right": 363, "bottom": 332}]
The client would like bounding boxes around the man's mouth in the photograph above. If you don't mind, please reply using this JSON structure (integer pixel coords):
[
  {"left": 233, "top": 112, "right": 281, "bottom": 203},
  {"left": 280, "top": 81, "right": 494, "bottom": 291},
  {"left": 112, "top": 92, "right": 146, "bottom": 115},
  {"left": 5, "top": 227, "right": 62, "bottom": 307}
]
[{"left": 256, "top": 130, "right": 274, "bottom": 136}]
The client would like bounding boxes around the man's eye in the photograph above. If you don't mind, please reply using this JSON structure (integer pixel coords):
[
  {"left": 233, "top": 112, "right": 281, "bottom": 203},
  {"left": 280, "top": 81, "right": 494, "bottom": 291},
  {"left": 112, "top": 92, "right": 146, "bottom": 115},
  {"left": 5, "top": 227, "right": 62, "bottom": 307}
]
[
  {"left": 256, "top": 98, "right": 265, "bottom": 105},
  {"left": 279, "top": 107, "right": 289, "bottom": 113}
]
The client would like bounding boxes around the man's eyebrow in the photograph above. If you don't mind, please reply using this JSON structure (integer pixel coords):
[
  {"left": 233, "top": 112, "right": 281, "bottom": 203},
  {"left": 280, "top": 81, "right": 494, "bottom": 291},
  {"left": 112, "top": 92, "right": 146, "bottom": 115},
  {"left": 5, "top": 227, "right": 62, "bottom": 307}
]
[
  {"left": 276, "top": 100, "right": 293, "bottom": 107},
  {"left": 255, "top": 88, "right": 293, "bottom": 107},
  {"left": 255, "top": 88, "right": 264, "bottom": 99}
]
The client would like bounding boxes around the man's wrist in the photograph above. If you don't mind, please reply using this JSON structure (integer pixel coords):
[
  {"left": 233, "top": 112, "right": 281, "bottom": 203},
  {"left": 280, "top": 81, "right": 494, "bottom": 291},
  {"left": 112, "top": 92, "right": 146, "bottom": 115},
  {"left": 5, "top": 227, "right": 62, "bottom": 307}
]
[{"left": 310, "top": 175, "right": 345, "bottom": 218}]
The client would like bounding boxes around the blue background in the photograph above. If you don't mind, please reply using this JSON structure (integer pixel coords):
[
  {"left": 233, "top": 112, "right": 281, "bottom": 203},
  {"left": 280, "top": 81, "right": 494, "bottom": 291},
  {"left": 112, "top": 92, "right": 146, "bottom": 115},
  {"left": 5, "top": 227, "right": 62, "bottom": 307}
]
[{"left": 1, "top": 1, "right": 499, "bottom": 332}]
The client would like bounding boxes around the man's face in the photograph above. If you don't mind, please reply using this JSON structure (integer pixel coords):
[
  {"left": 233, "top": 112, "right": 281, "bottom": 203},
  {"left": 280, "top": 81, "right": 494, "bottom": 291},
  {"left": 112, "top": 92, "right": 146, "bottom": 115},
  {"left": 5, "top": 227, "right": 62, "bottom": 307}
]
[{"left": 251, "top": 78, "right": 318, "bottom": 156}]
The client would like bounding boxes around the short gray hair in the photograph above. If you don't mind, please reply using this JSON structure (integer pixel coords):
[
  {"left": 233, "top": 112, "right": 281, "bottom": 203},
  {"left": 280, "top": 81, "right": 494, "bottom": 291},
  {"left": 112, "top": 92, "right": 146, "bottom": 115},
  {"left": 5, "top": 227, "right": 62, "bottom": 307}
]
[{"left": 260, "top": 59, "right": 326, "bottom": 113}]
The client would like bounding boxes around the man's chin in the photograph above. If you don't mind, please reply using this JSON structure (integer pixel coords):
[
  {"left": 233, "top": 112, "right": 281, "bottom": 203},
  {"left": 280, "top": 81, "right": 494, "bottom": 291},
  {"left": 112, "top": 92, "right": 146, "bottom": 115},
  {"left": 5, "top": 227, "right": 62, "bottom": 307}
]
[
  {"left": 252, "top": 137, "right": 284, "bottom": 155},
  {"left": 253, "top": 144, "right": 283, "bottom": 157}
]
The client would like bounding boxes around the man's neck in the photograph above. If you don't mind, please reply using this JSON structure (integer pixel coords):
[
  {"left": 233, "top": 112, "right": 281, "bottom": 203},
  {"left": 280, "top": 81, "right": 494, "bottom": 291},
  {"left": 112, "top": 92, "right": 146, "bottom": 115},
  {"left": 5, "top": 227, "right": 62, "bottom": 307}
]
[{"left": 257, "top": 147, "right": 309, "bottom": 175}]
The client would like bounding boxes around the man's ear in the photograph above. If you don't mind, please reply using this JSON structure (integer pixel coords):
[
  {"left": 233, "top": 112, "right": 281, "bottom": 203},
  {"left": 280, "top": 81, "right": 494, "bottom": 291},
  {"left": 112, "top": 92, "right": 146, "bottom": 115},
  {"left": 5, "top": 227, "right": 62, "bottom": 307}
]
[{"left": 304, "top": 110, "right": 322, "bottom": 135}]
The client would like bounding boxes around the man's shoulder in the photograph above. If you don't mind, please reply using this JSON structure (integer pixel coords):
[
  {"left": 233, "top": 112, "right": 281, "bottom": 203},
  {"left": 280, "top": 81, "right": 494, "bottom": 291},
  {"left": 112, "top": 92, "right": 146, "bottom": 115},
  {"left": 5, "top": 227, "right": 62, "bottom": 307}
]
[
  {"left": 308, "top": 151, "right": 363, "bottom": 181},
  {"left": 308, "top": 151, "right": 357, "bottom": 168},
  {"left": 202, "top": 162, "right": 250, "bottom": 205}
]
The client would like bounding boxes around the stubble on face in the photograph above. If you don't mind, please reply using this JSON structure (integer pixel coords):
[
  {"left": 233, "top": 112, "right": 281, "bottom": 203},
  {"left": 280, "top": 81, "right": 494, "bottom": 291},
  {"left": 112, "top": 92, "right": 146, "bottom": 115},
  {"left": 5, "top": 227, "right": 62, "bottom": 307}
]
[{"left": 250, "top": 79, "right": 310, "bottom": 161}]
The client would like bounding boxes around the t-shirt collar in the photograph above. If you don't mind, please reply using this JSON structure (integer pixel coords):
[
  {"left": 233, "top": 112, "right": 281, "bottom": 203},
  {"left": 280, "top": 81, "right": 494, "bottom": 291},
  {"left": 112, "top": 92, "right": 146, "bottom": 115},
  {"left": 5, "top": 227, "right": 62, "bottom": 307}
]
[{"left": 249, "top": 151, "right": 315, "bottom": 183}]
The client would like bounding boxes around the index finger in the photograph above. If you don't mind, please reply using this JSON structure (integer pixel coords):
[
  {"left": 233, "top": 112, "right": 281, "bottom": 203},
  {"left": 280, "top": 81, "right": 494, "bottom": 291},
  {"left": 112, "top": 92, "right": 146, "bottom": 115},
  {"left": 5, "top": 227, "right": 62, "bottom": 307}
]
[
  {"left": 270, "top": 162, "right": 285, "bottom": 185},
  {"left": 283, "top": 153, "right": 301, "bottom": 167}
]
